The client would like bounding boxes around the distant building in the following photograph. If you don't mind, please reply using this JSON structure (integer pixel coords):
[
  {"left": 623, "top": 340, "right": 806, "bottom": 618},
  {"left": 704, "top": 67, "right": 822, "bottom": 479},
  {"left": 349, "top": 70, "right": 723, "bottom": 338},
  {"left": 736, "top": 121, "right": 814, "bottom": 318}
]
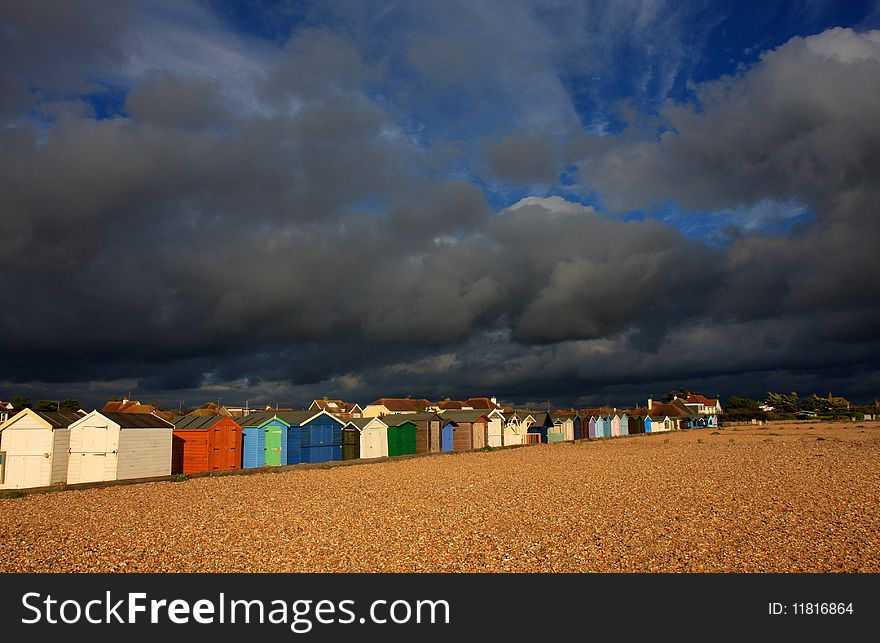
[
  {"left": 187, "top": 402, "right": 233, "bottom": 417},
  {"left": 825, "top": 392, "right": 850, "bottom": 409},
  {"left": 362, "top": 397, "right": 434, "bottom": 418},
  {"left": 102, "top": 397, "right": 161, "bottom": 415},
  {"left": 0, "top": 401, "right": 13, "bottom": 423},
  {"left": 437, "top": 399, "right": 468, "bottom": 410},
  {"left": 464, "top": 397, "right": 502, "bottom": 410},
  {"left": 308, "top": 398, "right": 363, "bottom": 418},
  {"left": 681, "top": 393, "right": 723, "bottom": 417}
]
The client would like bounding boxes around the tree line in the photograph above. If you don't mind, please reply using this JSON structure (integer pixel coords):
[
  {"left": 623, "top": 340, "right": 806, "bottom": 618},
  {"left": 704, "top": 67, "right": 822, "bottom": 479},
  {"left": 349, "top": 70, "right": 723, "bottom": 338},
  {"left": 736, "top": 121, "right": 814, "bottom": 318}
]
[{"left": 6, "top": 396, "right": 81, "bottom": 412}]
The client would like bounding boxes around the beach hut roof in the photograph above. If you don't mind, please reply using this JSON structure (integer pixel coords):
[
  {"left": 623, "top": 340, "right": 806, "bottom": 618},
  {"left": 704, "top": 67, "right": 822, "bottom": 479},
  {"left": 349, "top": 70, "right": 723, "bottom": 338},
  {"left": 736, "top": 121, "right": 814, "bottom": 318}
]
[
  {"left": 440, "top": 410, "right": 489, "bottom": 423},
  {"left": 99, "top": 411, "right": 173, "bottom": 428},
  {"left": 171, "top": 414, "right": 231, "bottom": 430}
]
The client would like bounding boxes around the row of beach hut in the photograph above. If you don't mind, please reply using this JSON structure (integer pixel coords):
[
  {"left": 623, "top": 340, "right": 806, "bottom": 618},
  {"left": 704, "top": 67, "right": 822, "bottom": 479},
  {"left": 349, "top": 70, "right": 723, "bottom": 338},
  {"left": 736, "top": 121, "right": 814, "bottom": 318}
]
[{"left": 0, "top": 406, "right": 682, "bottom": 490}]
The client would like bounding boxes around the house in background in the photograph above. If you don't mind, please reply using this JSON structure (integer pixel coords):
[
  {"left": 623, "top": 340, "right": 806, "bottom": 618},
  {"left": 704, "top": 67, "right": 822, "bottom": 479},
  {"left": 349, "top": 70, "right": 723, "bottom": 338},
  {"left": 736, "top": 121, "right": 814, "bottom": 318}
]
[
  {"left": 0, "top": 401, "right": 14, "bottom": 423},
  {"left": 309, "top": 398, "right": 363, "bottom": 418},
  {"left": 361, "top": 398, "right": 433, "bottom": 418},
  {"left": 669, "top": 399, "right": 705, "bottom": 429},
  {"left": 186, "top": 402, "right": 233, "bottom": 417},
  {"left": 0, "top": 409, "right": 82, "bottom": 489},
  {"left": 465, "top": 397, "right": 502, "bottom": 410},
  {"left": 635, "top": 400, "right": 682, "bottom": 433},
  {"left": 437, "top": 399, "right": 468, "bottom": 410},
  {"left": 101, "top": 397, "right": 161, "bottom": 415},
  {"left": 648, "top": 400, "right": 691, "bottom": 431},
  {"left": 680, "top": 393, "right": 722, "bottom": 427},
  {"left": 436, "top": 396, "right": 502, "bottom": 412}
]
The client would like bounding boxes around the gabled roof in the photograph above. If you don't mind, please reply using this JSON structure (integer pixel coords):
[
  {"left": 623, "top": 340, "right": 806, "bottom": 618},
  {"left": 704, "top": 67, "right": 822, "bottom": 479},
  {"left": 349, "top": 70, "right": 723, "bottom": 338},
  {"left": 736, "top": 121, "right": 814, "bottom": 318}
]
[
  {"left": 33, "top": 409, "right": 84, "bottom": 428},
  {"left": 0, "top": 408, "right": 83, "bottom": 432},
  {"left": 101, "top": 399, "right": 159, "bottom": 414},
  {"left": 439, "top": 410, "right": 489, "bottom": 423},
  {"left": 382, "top": 412, "right": 442, "bottom": 423},
  {"left": 187, "top": 402, "right": 232, "bottom": 417},
  {"left": 241, "top": 410, "right": 345, "bottom": 427},
  {"left": 276, "top": 410, "right": 329, "bottom": 425},
  {"left": 368, "top": 398, "right": 432, "bottom": 412},
  {"left": 343, "top": 417, "right": 388, "bottom": 430},
  {"left": 685, "top": 393, "right": 720, "bottom": 407},
  {"left": 520, "top": 411, "right": 550, "bottom": 425},
  {"left": 465, "top": 397, "right": 502, "bottom": 409},
  {"left": 98, "top": 412, "right": 174, "bottom": 428},
  {"left": 382, "top": 412, "right": 437, "bottom": 426},
  {"left": 579, "top": 407, "right": 617, "bottom": 416},
  {"left": 172, "top": 414, "right": 237, "bottom": 430},
  {"left": 670, "top": 399, "right": 698, "bottom": 417},
  {"left": 309, "top": 399, "right": 363, "bottom": 414},
  {"left": 437, "top": 400, "right": 467, "bottom": 409},
  {"left": 648, "top": 402, "right": 687, "bottom": 418},
  {"left": 627, "top": 405, "right": 675, "bottom": 419},
  {"left": 238, "top": 412, "right": 289, "bottom": 427}
]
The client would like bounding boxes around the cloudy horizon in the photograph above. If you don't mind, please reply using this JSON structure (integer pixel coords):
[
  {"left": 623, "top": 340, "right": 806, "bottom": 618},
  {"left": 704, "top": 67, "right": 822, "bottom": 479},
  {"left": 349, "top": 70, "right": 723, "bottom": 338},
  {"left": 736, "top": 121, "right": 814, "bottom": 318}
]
[{"left": 2, "top": 1, "right": 880, "bottom": 410}]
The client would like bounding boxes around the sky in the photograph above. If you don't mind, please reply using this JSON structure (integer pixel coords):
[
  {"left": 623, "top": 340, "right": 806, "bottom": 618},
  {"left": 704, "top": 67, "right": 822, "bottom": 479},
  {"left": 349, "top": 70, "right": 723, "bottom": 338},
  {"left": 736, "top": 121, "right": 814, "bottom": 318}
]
[{"left": 2, "top": 0, "right": 880, "bottom": 410}]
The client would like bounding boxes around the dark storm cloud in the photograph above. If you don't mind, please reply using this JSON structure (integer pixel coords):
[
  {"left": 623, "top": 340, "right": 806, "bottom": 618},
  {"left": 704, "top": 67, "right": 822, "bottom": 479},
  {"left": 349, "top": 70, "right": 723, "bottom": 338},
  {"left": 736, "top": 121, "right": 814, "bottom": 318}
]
[
  {"left": 2, "top": 6, "right": 879, "bottom": 408},
  {"left": 581, "top": 28, "right": 880, "bottom": 214},
  {"left": 572, "top": 27, "right": 880, "bottom": 400},
  {"left": 480, "top": 133, "right": 561, "bottom": 185},
  {"left": 0, "top": 1, "right": 132, "bottom": 119},
  {"left": 124, "top": 71, "right": 232, "bottom": 128}
]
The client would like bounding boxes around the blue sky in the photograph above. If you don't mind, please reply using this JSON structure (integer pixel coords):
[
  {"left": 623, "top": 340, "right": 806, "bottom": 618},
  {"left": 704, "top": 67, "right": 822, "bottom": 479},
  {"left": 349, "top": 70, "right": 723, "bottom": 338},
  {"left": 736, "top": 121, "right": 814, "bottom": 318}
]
[{"left": 182, "top": 0, "right": 880, "bottom": 241}]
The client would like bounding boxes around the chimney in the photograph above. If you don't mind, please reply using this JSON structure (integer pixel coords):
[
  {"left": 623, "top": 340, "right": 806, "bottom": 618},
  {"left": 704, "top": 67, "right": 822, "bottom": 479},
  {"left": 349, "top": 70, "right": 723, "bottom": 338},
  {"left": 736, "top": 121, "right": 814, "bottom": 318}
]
[
  {"left": 491, "top": 396, "right": 497, "bottom": 405},
  {"left": 647, "top": 398, "right": 653, "bottom": 410}
]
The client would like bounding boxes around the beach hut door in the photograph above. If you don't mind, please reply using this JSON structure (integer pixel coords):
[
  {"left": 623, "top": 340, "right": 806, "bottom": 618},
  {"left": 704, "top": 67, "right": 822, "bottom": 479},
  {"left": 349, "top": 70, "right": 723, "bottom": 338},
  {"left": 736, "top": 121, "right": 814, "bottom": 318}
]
[
  {"left": 441, "top": 424, "right": 453, "bottom": 452},
  {"left": 265, "top": 427, "right": 282, "bottom": 466},
  {"left": 79, "top": 426, "right": 109, "bottom": 483},
  {"left": 2, "top": 429, "right": 50, "bottom": 488}
]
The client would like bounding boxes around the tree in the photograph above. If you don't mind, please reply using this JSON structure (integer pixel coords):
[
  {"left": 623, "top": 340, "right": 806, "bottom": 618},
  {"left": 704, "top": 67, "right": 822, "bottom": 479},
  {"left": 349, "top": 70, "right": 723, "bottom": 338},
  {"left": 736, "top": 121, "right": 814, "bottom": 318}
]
[
  {"left": 765, "top": 392, "right": 799, "bottom": 414},
  {"left": 33, "top": 400, "right": 60, "bottom": 411},
  {"left": 60, "top": 398, "right": 81, "bottom": 410},
  {"left": 662, "top": 388, "right": 693, "bottom": 403},
  {"left": 723, "top": 395, "right": 767, "bottom": 421},
  {"left": 9, "top": 395, "right": 30, "bottom": 409},
  {"left": 725, "top": 395, "right": 761, "bottom": 411},
  {"left": 801, "top": 394, "right": 849, "bottom": 414}
]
